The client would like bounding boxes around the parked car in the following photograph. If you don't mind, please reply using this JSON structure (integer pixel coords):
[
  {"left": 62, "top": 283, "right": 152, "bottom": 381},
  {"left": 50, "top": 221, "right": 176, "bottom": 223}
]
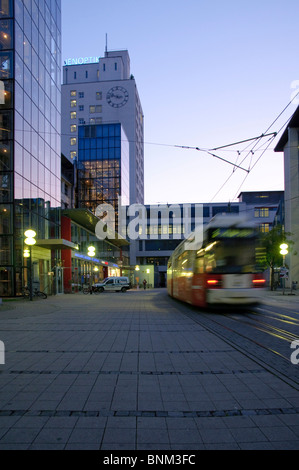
[{"left": 93, "top": 276, "right": 131, "bottom": 293}]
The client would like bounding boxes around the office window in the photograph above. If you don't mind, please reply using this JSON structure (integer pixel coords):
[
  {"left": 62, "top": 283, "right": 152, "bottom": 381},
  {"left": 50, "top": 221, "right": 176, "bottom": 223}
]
[
  {"left": 255, "top": 207, "right": 269, "bottom": 217},
  {"left": 70, "top": 111, "right": 76, "bottom": 120},
  {"left": 79, "top": 105, "right": 84, "bottom": 111},
  {"left": 70, "top": 125, "right": 77, "bottom": 133},
  {"left": 70, "top": 137, "right": 76, "bottom": 146},
  {"left": 79, "top": 118, "right": 85, "bottom": 124},
  {"left": 85, "top": 71, "right": 88, "bottom": 78},
  {"left": 115, "top": 63, "right": 117, "bottom": 71},
  {"left": 70, "top": 90, "right": 76, "bottom": 97},
  {"left": 70, "top": 151, "right": 77, "bottom": 159},
  {"left": 79, "top": 92, "right": 84, "bottom": 98},
  {"left": 259, "top": 223, "right": 270, "bottom": 233},
  {"left": 96, "top": 92, "right": 102, "bottom": 100},
  {"left": 74, "top": 71, "right": 76, "bottom": 79},
  {"left": 70, "top": 100, "right": 76, "bottom": 108},
  {"left": 89, "top": 105, "right": 102, "bottom": 114}
]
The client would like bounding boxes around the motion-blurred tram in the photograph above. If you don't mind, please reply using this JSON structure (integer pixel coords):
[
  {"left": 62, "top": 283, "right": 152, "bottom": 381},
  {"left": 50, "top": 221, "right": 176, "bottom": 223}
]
[{"left": 167, "top": 214, "right": 266, "bottom": 307}]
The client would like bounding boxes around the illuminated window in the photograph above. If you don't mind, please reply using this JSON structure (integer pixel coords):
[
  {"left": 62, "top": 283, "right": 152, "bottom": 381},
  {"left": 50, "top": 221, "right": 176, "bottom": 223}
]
[
  {"left": 70, "top": 125, "right": 77, "bottom": 133},
  {"left": 70, "top": 151, "right": 77, "bottom": 159},
  {"left": 70, "top": 137, "right": 76, "bottom": 146},
  {"left": 70, "top": 111, "right": 76, "bottom": 120},
  {"left": 259, "top": 223, "right": 270, "bottom": 233},
  {"left": 89, "top": 105, "right": 95, "bottom": 113},
  {"left": 70, "top": 90, "right": 76, "bottom": 96},
  {"left": 70, "top": 100, "right": 77, "bottom": 107},
  {"left": 255, "top": 207, "right": 269, "bottom": 217},
  {"left": 96, "top": 92, "right": 102, "bottom": 100}
]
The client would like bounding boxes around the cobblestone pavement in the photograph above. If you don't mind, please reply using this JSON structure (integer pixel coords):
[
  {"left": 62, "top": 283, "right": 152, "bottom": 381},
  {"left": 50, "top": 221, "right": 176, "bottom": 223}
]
[{"left": 0, "top": 289, "right": 298, "bottom": 450}]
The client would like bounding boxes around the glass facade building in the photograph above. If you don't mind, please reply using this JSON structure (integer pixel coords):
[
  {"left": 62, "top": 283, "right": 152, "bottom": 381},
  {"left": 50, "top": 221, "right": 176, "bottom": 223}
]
[
  {"left": 0, "top": 0, "right": 61, "bottom": 296},
  {"left": 77, "top": 123, "right": 130, "bottom": 214}
]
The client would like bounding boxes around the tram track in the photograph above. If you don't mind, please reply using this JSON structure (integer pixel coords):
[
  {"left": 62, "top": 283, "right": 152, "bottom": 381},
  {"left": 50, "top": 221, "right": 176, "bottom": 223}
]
[
  {"left": 251, "top": 308, "right": 299, "bottom": 328},
  {"left": 222, "top": 311, "right": 299, "bottom": 344},
  {"left": 176, "top": 300, "right": 299, "bottom": 389}
]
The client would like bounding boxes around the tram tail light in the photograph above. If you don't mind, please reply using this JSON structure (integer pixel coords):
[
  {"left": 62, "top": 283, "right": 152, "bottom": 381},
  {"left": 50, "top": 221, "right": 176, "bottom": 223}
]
[
  {"left": 207, "top": 279, "right": 222, "bottom": 288},
  {"left": 252, "top": 278, "right": 266, "bottom": 287}
]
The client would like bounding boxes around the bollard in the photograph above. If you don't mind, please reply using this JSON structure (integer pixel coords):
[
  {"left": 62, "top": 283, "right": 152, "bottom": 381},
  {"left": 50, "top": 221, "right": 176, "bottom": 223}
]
[{"left": 0, "top": 340, "right": 4, "bottom": 364}]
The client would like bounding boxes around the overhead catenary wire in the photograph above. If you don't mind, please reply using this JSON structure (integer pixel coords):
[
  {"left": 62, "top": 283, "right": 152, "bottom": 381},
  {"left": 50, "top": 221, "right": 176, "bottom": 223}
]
[
  {"left": 210, "top": 89, "right": 299, "bottom": 201},
  {"left": 209, "top": 133, "right": 277, "bottom": 201},
  {"left": 13, "top": 90, "right": 299, "bottom": 203}
]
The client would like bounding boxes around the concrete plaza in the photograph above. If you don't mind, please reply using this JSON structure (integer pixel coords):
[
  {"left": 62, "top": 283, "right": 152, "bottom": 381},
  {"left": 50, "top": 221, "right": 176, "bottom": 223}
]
[{"left": 0, "top": 289, "right": 298, "bottom": 450}]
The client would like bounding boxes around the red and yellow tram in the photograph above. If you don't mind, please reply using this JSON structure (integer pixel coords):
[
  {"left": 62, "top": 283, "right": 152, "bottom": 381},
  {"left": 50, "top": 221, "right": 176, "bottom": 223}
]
[{"left": 167, "top": 214, "right": 266, "bottom": 307}]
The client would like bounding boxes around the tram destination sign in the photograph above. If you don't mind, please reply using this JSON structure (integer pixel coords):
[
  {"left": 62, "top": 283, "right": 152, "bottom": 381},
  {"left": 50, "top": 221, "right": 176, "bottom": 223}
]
[{"left": 211, "top": 228, "right": 255, "bottom": 239}]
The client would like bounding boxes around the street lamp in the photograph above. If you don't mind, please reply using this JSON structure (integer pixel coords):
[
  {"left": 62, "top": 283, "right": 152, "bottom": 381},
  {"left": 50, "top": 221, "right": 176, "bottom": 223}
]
[
  {"left": 24, "top": 229, "right": 36, "bottom": 301},
  {"left": 280, "top": 243, "right": 288, "bottom": 295},
  {"left": 88, "top": 246, "right": 95, "bottom": 257},
  {"left": 87, "top": 246, "right": 96, "bottom": 291},
  {"left": 146, "top": 268, "right": 150, "bottom": 288}
]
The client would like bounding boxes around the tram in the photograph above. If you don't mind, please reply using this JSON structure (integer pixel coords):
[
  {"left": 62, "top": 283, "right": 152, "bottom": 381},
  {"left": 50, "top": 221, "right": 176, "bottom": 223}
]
[{"left": 167, "top": 214, "right": 266, "bottom": 307}]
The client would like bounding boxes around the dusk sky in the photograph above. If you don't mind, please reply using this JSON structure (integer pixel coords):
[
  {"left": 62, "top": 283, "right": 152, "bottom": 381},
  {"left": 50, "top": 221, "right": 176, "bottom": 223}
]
[{"left": 61, "top": 0, "right": 299, "bottom": 204}]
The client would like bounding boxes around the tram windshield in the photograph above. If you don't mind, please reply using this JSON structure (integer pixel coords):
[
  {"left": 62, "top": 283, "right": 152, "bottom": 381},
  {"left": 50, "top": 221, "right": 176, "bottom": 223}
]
[{"left": 203, "top": 231, "right": 264, "bottom": 274}]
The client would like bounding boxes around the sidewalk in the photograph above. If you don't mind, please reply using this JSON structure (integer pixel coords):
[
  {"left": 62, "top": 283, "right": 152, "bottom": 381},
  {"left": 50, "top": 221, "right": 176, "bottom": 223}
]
[
  {"left": 262, "top": 288, "right": 299, "bottom": 306},
  {"left": 0, "top": 290, "right": 298, "bottom": 450}
]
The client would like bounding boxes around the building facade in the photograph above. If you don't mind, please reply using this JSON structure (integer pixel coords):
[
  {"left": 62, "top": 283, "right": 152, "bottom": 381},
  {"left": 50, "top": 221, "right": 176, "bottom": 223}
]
[
  {"left": 60, "top": 210, "right": 129, "bottom": 293},
  {"left": 77, "top": 122, "right": 130, "bottom": 214},
  {"left": 275, "top": 107, "right": 299, "bottom": 287},
  {"left": 0, "top": 0, "right": 62, "bottom": 296},
  {"left": 62, "top": 49, "right": 144, "bottom": 205}
]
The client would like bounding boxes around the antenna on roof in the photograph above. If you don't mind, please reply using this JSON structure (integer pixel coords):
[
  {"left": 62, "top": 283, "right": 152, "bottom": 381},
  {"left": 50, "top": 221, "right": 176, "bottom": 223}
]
[{"left": 105, "top": 34, "right": 108, "bottom": 56}]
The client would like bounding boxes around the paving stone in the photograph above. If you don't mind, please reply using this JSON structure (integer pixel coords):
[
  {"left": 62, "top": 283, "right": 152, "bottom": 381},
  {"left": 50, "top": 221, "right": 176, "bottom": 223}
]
[{"left": 0, "top": 291, "right": 298, "bottom": 450}]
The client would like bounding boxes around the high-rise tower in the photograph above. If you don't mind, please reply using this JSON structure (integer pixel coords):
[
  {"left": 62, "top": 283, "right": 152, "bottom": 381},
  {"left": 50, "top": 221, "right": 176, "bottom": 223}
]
[{"left": 62, "top": 48, "right": 144, "bottom": 206}]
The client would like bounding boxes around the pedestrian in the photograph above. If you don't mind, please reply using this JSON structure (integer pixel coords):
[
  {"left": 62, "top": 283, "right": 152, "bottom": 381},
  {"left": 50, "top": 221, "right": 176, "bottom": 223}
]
[{"left": 143, "top": 279, "right": 147, "bottom": 290}]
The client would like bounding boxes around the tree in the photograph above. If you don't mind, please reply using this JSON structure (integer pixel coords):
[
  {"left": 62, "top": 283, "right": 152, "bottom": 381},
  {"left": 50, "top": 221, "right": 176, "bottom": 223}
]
[{"left": 260, "top": 225, "right": 293, "bottom": 290}]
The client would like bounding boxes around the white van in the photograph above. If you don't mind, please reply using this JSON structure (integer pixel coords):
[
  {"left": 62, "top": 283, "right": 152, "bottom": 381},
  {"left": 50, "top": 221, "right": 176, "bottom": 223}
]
[{"left": 93, "top": 276, "right": 131, "bottom": 293}]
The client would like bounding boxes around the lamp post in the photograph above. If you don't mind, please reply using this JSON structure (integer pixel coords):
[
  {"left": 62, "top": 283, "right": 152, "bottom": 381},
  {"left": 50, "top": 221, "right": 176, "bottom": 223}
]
[
  {"left": 280, "top": 243, "right": 288, "bottom": 295},
  {"left": 146, "top": 268, "right": 150, "bottom": 288},
  {"left": 24, "top": 230, "right": 36, "bottom": 301},
  {"left": 88, "top": 246, "right": 96, "bottom": 293},
  {"left": 135, "top": 265, "right": 140, "bottom": 289}
]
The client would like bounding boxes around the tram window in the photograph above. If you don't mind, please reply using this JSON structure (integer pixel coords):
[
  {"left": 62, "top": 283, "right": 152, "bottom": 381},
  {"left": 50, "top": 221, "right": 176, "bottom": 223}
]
[
  {"left": 204, "top": 238, "right": 257, "bottom": 274},
  {"left": 195, "top": 255, "right": 204, "bottom": 274}
]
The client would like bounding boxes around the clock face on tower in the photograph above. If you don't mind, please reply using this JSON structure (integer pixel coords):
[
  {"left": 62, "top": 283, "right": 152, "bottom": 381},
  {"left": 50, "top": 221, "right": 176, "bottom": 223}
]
[{"left": 106, "top": 86, "right": 129, "bottom": 108}]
